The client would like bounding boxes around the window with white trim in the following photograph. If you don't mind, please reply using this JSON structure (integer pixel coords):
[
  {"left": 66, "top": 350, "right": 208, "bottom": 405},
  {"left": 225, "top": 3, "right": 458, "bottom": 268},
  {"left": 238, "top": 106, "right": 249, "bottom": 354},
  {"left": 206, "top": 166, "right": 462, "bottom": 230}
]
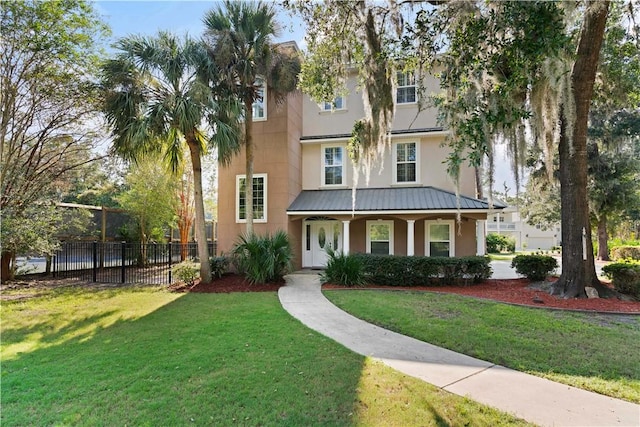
[
  {"left": 366, "top": 220, "right": 394, "bottom": 255},
  {"left": 425, "top": 220, "right": 454, "bottom": 257},
  {"left": 252, "top": 78, "right": 266, "bottom": 120},
  {"left": 322, "top": 145, "right": 345, "bottom": 186},
  {"left": 396, "top": 71, "right": 416, "bottom": 104},
  {"left": 394, "top": 141, "right": 418, "bottom": 183},
  {"left": 236, "top": 174, "right": 267, "bottom": 223},
  {"left": 321, "top": 96, "right": 345, "bottom": 111}
]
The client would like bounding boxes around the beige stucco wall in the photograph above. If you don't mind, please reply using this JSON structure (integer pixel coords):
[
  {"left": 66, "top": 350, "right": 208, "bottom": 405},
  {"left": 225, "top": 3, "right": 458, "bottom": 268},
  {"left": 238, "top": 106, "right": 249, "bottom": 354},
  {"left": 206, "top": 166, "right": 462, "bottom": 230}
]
[
  {"left": 302, "top": 72, "right": 441, "bottom": 137},
  {"left": 301, "top": 136, "right": 476, "bottom": 197}
]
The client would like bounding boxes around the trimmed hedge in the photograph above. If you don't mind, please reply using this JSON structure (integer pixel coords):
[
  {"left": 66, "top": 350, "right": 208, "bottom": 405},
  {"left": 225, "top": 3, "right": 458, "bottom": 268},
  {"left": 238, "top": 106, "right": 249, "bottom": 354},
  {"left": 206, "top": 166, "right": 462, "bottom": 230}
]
[
  {"left": 510, "top": 255, "right": 558, "bottom": 281},
  {"left": 350, "top": 253, "right": 492, "bottom": 286},
  {"left": 602, "top": 260, "right": 640, "bottom": 299},
  {"left": 610, "top": 246, "right": 640, "bottom": 261}
]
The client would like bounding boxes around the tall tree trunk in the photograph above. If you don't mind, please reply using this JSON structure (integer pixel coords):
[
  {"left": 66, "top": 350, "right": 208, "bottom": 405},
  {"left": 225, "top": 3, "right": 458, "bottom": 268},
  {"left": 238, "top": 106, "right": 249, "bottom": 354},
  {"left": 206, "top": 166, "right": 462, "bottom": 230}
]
[
  {"left": 187, "top": 136, "right": 212, "bottom": 283},
  {"left": 244, "top": 100, "right": 254, "bottom": 235},
  {"left": 1, "top": 251, "right": 13, "bottom": 282},
  {"left": 553, "top": 1, "right": 609, "bottom": 298},
  {"left": 597, "top": 214, "right": 609, "bottom": 261}
]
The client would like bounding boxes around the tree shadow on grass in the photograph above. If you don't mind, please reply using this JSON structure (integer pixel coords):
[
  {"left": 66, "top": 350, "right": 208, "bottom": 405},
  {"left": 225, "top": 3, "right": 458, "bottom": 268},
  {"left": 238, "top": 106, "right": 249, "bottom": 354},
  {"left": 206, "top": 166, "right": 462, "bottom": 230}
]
[{"left": 1, "top": 293, "right": 366, "bottom": 426}]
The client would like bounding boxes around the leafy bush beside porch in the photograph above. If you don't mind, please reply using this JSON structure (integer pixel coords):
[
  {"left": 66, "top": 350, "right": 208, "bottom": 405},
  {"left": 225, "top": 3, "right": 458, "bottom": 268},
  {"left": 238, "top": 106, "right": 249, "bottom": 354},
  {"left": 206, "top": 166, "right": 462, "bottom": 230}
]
[{"left": 321, "top": 252, "right": 492, "bottom": 287}]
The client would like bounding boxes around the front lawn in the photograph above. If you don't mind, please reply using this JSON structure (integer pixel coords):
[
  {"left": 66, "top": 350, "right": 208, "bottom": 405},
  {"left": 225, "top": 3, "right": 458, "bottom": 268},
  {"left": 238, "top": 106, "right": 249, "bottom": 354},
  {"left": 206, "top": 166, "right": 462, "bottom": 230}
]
[
  {"left": 324, "top": 290, "right": 640, "bottom": 403},
  {"left": 1, "top": 285, "right": 530, "bottom": 426}
]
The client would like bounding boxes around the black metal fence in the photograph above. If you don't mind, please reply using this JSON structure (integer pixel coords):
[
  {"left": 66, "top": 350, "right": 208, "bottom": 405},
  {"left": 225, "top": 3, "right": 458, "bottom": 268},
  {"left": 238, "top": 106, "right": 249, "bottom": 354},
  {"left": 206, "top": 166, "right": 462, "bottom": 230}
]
[{"left": 52, "top": 241, "right": 216, "bottom": 285}]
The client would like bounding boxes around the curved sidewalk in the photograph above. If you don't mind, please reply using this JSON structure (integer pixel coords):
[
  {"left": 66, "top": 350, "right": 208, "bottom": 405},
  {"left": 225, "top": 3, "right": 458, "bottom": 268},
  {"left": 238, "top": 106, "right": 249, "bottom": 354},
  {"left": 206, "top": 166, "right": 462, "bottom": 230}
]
[{"left": 278, "top": 273, "right": 640, "bottom": 427}]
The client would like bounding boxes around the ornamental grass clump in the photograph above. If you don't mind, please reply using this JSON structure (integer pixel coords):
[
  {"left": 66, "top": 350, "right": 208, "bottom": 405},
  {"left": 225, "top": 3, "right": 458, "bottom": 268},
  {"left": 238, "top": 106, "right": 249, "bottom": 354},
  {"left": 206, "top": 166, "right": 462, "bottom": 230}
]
[
  {"left": 232, "top": 231, "right": 293, "bottom": 284},
  {"left": 320, "top": 248, "right": 365, "bottom": 287}
]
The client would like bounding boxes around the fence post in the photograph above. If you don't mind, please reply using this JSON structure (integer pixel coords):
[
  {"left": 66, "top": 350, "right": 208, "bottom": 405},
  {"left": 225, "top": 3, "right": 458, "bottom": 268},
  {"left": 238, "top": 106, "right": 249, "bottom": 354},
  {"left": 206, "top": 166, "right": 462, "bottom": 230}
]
[
  {"left": 168, "top": 241, "right": 172, "bottom": 284},
  {"left": 92, "top": 241, "right": 97, "bottom": 283},
  {"left": 121, "top": 241, "right": 126, "bottom": 284}
]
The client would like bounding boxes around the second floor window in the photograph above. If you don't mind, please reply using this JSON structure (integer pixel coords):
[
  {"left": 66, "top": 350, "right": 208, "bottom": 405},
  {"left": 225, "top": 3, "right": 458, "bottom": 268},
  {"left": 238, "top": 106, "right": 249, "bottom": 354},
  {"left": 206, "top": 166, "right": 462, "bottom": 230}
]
[
  {"left": 321, "top": 96, "right": 344, "bottom": 111},
  {"left": 252, "top": 78, "right": 266, "bottom": 120},
  {"left": 323, "top": 145, "right": 344, "bottom": 186},
  {"left": 236, "top": 174, "right": 267, "bottom": 222},
  {"left": 397, "top": 71, "right": 416, "bottom": 104},
  {"left": 395, "top": 142, "right": 417, "bottom": 183}
]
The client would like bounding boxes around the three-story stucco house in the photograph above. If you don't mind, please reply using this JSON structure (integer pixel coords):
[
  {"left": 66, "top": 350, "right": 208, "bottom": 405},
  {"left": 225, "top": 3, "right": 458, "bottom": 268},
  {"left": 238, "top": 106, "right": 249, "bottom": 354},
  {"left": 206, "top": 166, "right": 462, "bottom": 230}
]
[{"left": 217, "top": 43, "right": 503, "bottom": 269}]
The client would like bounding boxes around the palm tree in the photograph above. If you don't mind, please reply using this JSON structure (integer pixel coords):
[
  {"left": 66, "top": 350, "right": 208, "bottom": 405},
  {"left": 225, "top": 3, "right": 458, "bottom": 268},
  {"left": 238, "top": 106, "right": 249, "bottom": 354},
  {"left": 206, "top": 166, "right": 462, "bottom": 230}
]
[
  {"left": 203, "top": 0, "right": 300, "bottom": 234},
  {"left": 101, "top": 32, "right": 241, "bottom": 282}
]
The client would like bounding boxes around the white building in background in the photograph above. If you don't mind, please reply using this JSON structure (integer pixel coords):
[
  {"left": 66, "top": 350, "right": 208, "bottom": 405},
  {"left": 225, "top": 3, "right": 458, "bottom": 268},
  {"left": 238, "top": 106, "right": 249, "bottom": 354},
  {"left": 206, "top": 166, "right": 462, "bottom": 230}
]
[{"left": 487, "top": 205, "right": 561, "bottom": 251}]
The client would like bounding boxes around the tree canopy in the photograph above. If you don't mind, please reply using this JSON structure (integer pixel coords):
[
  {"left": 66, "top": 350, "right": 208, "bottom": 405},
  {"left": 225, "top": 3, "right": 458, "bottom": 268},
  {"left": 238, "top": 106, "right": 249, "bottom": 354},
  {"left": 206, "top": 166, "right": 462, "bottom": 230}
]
[{"left": 0, "top": 0, "right": 109, "bottom": 280}]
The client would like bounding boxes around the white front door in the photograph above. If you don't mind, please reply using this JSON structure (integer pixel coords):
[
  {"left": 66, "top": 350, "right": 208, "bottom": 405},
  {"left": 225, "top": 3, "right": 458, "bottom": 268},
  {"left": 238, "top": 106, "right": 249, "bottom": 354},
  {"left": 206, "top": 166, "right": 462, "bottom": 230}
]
[{"left": 310, "top": 221, "right": 341, "bottom": 267}]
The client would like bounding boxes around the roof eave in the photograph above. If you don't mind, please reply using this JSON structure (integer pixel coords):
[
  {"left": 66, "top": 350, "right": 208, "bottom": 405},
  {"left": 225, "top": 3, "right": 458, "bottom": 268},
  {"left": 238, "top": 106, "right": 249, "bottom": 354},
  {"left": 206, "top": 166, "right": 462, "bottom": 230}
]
[{"left": 286, "top": 208, "right": 499, "bottom": 216}]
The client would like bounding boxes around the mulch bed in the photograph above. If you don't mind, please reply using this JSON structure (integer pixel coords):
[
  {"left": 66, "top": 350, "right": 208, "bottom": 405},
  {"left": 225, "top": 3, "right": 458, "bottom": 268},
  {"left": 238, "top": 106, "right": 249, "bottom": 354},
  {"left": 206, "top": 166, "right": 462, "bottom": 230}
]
[
  {"left": 324, "top": 278, "right": 640, "bottom": 314},
  {"left": 177, "top": 274, "right": 640, "bottom": 314},
  {"left": 168, "top": 274, "right": 284, "bottom": 293}
]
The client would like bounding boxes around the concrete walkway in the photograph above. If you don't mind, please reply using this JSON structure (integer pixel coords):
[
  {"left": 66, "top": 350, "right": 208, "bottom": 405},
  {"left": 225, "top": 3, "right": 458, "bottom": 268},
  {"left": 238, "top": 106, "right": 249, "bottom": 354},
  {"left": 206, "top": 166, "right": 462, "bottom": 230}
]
[{"left": 278, "top": 273, "right": 640, "bottom": 426}]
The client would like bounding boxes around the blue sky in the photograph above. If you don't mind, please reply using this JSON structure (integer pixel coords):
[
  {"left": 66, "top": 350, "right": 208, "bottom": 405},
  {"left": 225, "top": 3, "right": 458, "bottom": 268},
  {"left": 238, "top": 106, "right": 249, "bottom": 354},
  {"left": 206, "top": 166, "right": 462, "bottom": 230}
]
[{"left": 94, "top": 1, "right": 305, "bottom": 48}]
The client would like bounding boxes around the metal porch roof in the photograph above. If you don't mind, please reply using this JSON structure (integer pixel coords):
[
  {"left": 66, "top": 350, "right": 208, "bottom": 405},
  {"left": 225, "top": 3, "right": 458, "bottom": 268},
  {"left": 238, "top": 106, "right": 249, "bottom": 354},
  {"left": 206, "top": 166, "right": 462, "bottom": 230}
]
[{"left": 287, "top": 187, "right": 505, "bottom": 213}]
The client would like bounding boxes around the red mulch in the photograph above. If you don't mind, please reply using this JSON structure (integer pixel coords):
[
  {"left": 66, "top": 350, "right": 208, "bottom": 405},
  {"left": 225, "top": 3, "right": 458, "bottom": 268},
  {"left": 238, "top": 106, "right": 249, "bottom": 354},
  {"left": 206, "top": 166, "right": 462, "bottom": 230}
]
[
  {"left": 172, "top": 274, "right": 640, "bottom": 314},
  {"left": 324, "top": 278, "right": 640, "bottom": 314},
  {"left": 168, "top": 274, "right": 283, "bottom": 293}
]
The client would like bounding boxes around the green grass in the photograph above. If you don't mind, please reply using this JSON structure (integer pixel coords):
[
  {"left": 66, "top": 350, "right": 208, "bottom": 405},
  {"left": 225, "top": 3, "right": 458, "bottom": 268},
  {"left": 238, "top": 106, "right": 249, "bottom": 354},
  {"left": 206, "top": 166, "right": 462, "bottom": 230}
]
[
  {"left": 324, "top": 290, "right": 640, "bottom": 403},
  {"left": 1, "top": 285, "right": 532, "bottom": 426},
  {"left": 487, "top": 253, "right": 517, "bottom": 260}
]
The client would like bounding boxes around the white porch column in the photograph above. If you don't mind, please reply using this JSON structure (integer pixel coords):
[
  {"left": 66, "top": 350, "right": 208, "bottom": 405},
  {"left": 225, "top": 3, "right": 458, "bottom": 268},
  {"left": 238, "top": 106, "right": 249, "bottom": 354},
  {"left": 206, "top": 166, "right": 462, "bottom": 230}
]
[
  {"left": 406, "top": 219, "right": 415, "bottom": 256},
  {"left": 476, "top": 220, "right": 487, "bottom": 255},
  {"left": 342, "top": 220, "right": 350, "bottom": 255}
]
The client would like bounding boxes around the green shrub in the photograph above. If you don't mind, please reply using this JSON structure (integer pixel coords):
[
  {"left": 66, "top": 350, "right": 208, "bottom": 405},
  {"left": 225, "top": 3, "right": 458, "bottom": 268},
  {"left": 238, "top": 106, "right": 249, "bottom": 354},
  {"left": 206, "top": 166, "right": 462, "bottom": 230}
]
[
  {"left": 171, "top": 260, "right": 200, "bottom": 285},
  {"left": 610, "top": 246, "right": 640, "bottom": 261},
  {"left": 510, "top": 255, "right": 558, "bottom": 281},
  {"left": 608, "top": 237, "right": 640, "bottom": 251},
  {"left": 231, "top": 231, "right": 293, "bottom": 284},
  {"left": 320, "top": 248, "right": 365, "bottom": 287},
  {"left": 350, "top": 254, "right": 491, "bottom": 286},
  {"left": 602, "top": 260, "right": 640, "bottom": 298},
  {"left": 209, "top": 255, "right": 229, "bottom": 279},
  {"left": 486, "top": 233, "right": 515, "bottom": 253}
]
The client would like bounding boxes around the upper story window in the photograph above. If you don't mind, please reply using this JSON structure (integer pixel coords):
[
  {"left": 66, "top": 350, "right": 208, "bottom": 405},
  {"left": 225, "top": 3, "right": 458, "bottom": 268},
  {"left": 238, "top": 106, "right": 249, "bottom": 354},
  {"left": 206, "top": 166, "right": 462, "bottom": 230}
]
[
  {"left": 322, "top": 145, "right": 345, "bottom": 186},
  {"left": 236, "top": 173, "right": 267, "bottom": 223},
  {"left": 321, "top": 96, "right": 345, "bottom": 111},
  {"left": 252, "top": 78, "right": 266, "bottom": 120},
  {"left": 393, "top": 141, "right": 418, "bottom": 184},
  {"left": 396, "top": 71, "right": 416, "bottom": 104}
]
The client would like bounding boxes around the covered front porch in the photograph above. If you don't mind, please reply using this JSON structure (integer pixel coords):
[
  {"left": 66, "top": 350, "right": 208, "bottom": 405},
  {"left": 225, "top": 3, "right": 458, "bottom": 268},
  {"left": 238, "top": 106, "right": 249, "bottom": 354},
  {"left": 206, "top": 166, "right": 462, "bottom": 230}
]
[{"left": 287, "top": 187, "right": 504, "bottom": 268}]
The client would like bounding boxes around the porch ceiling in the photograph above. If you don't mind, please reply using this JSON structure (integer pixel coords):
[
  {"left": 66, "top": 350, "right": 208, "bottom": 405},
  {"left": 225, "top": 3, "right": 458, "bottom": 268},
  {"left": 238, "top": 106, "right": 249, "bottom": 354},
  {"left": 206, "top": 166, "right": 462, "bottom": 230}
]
[{"left": 286, "top": 187, "right": 506, "bottom": 215}]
